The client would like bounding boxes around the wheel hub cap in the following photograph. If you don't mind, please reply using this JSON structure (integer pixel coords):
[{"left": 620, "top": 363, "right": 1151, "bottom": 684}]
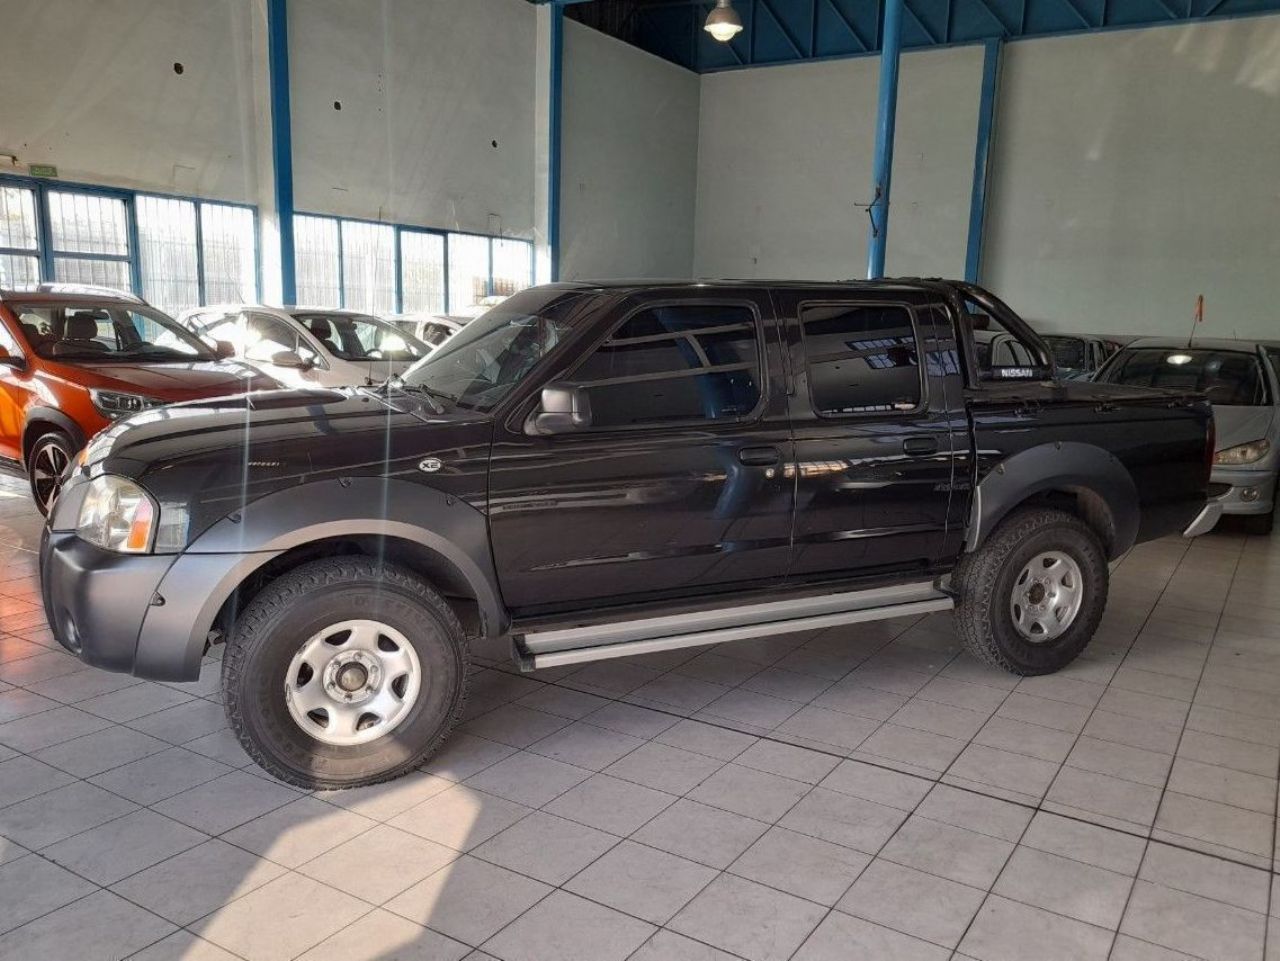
[
  {"left": 1010, "top": 551, "right": 1084, "bottom": 643},
  {"left": 284, "top": 619, "right": 422, "bottom": 746}
]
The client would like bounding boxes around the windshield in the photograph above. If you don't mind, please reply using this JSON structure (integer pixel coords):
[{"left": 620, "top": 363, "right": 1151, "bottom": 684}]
[
  {"left": 291, "top": 312, "right": 428, "bottom": 362},
  {"left": 1098, "top": 347, "right": 1268, "bottom": 406},
  {"left": 398, "top": 288, "right": 591, "bottom": 410},
  {"left": 14, "top": 302, "right": 215, "bottom": 362},
  {"left": 1044, "top": 335, "right": 1087, "bottom": 369}
]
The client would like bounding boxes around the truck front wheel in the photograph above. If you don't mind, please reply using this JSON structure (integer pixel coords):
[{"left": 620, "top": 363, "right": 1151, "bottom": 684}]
[
  {"left": 222, "top": 557, "right": 469, "bottom": 789},
  {"left": 953, "top": 508, "right": 1108, "bottom": 676}
]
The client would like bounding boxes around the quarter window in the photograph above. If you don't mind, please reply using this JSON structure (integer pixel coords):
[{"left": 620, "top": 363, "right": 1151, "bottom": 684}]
[
  {"left": 572, "top": 304, "right": 763, "bottom": 429},
  {"left": 800, "top": 304, "right": 921, "bottom": 415}
]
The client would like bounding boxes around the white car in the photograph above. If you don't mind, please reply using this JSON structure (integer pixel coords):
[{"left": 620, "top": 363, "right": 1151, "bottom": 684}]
[
  {"left": 387, "top": 313, "right": 469, "bottom": 350},
  {"left": 179, "top": 305, "right": 430, "bottom": 389}
]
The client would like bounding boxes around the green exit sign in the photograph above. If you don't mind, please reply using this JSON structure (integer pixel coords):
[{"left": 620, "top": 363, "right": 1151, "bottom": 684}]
[{"left": 28, "top": 164, "right": 58, "bottom": 178}]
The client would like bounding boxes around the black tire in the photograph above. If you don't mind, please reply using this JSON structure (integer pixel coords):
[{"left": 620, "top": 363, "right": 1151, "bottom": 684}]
[
  {"left": 952, "top": 508, "right": 1108, "bottom": 676},
  {"left": 222, "top": 557, "right": 469, "bottom": 789},
  {"left": 1239, "top": 506, "right": 1275, "bottom": 536},
  {"left": 27, "top": 430, "right": 75, "bottom": 516}
]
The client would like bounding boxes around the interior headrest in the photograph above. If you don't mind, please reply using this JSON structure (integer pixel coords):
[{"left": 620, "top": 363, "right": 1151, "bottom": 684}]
[
  {"left": 308, "top": 318, "right": 333, "bottom": 339},
  {"left": 67, "top": 315, "right": 101, "bottom": 340}
]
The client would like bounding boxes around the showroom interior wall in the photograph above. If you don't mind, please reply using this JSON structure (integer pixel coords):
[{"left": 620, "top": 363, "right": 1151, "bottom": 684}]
[{"left": 558, "top": 19, "right": 701, "bottom": 280}]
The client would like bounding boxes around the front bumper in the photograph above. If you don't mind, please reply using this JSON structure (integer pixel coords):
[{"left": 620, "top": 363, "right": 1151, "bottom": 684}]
[
  {"left": 1183, "top": 502, "right": 1223, "bottom": 537},
  {"left": 1208, "top": 466, "right": 1276, "bottom": 516}
]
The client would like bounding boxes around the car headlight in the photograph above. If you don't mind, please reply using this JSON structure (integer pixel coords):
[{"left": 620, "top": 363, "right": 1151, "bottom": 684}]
[
  {"left": 77, "top": 475, "right": 157, "bottom": 553},
  {"left": 1214, "top": 439, "right": 1271, "bottom": 466},
  {"left": 89, "top": 389, "right": 161, "bottom": 420}
]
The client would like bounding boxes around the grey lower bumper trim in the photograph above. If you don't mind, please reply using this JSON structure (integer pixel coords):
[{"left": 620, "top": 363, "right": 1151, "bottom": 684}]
[
  {"left": 1183, "top": 502, "right": 1223, "bottom": 537},
  {"left": 520, "top": 584, "right": 954, "bottom": 671}
]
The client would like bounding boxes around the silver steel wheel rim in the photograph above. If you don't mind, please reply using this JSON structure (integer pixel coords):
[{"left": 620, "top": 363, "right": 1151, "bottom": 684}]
[
  {"left": 1009, "top": 550, "right": 1084, "bottom": 643},
  {"left": 32, "top": 441, "right": 68, "bottom": 511},
  {"left": 284, "top": 619, "right": 422, "bottom": 746}
]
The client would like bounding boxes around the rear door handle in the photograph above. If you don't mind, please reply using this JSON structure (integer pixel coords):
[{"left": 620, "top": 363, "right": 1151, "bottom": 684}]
[
  {"left": 902, "top": 437, "right": 939, "bottom": 456},
  {"left": 738, "top": 446, "right": 781, "bottom": 466}
]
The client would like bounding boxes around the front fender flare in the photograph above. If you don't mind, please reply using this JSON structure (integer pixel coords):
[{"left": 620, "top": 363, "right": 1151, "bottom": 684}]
[{"left": 967, "top": 442, "right": 1139, "bottom": 560}]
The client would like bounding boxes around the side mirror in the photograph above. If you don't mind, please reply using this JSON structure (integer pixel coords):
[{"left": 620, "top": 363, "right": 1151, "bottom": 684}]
[
  {"left": 0, "top": 346, "right": 25, "bottom": 371},
  {"left": 271, "top": 349, "right": 312, "bottom": 370},
  {"left": 214, "top": 339, "right": 237, "bottom": 360},
  {"left": 528, "top": 383, "right": 591, "bottom": 435}
]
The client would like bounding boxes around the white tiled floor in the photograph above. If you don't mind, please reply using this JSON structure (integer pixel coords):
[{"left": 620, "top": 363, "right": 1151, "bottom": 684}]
[{"left": 0, "top": 471, "right": 1277, "bottom": 961}]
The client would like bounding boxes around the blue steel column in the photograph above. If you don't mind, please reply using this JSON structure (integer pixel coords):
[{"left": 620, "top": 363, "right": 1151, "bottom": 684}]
[
  {"left": 866, "top": 0, "right": 904, "bottom": 279},
  {"left": 965, "top": 39, "right": 1002, "bottom": 283},
  {"left": 548, "top": 2, "right": 565, "bottom": 282},
  {"left": 267, "top": 0, "right": 297, "bottom": 305}
]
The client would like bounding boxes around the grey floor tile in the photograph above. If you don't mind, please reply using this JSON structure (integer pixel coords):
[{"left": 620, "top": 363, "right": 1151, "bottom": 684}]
[
  {"left": 1166, "top": 756, "right": 1277, "bottom": 814},
  {"left": 1154, "top": 790, "right": 1274, "bottom": 860},
  {"left": 89, "top": 746, "right": 232, "bottom": 804},
  {"left": 75, "top": 681, "right": 193, "bottom": 723},
  {"left": 483, "top": 889, "right": 653, "bottom": 961},
  {"left": 729, "top": 825, "right": 870, "bottom": 905},
  {"left": 652, "top": 718, "right": 758, "bottom": 760},
  {"left": 1020, "top": 810, "right": 1146, "bottom": 875},
  {"left": 779, "top": 786, "right": 907, "bottom": 854},
  {"left": 1109, "top": 934, "right": 1201, "bottom": 961},
  {"left": 389, "top": 784, "right": 531, "bottom": 852},
  {"left": 669, "top": 874, "right": 827, "bottom": 961},
  {"left": 459, "top": 704, "right": 571, "bottom": 749},
  {"left": 917, "top": 675, "right": 1009, "bottom": 714},
  {"left": 840, "top": 857, "right": 984, "bottom": 948},
  {"left": 582, "top": 701, "right": 679, "bottom": 740},
  {"left": 1177, "top": 729, "right": 1280, "bottom": 777},
  {"left": 111, "top": 838, "right": 288, "bottom": 925},
  {"left": 774, "top": 704, "right": 880, "bottom": 751},
  {"left": 1046, "top": 766, "right": 1163, "bottom": 828},
  {"left": 127, "top": 930, "right": 244, "bottom": 961},
  {"left": 819, "top": 758, "right": 932, "bottom": 811},
  {"left": 1139, "top": 841, "right": 1272, "bottom": 913},
  {"left": 972, "top": 715, "right": 1077, "bottom": 763},
  {"left": 0, "top": 686, "right": 62, "bottom": 722},
  {"left": 912, "top": 783, "right": 1031, "bottom": 842},
  {"left": 960, "top": 895, "right": 1113, "bottom": 961},
  {"left": 32, "top": 724, "right": 171, "bottom": 778},
  {"left": 1185, "top": 704, "right": 1280, "bottom": 747},
  {"left": 0, "top": 704, "right": 111, "bottom": 752},
  {"left": 0, "top": 853, "right": 97, "bottom": 935},
  {"left": 891, "top": 697, "right": 991, "bottom": 740},
  {"left": 604, "top": 740, "right": 725, "bottom": 794},
  {"left": 1084, "top": 709, "right": 1184, "bottom": 754},
  {"left": 126, "top": 698, "right": 228, "bottom": 744},
  {"left": 1067, "top": 735, "right": 1173, "bottom": 788},
  {"left": 687, "top": 762, "right": 810, "bottom": 822},
  {"left": 629, "top": 929, "right": 743, "bottom": 961},
  {"left": 880, "top": 815, "right": 1015, "bottom": 888},
  {"left": 0, "top": 889, "right": 174, "bottom": 961},
  {"left": 0, "top": 754, "right": 75, "bottom": 807},
  {"left": 733, "top": 739, "right": 840, "bottom": 784},
  {"left": 515, "top": 685, "right": 611, "bottom": 720},
  {"left": 152, "top": 770, "right": 300, "bottom": 835},
  {"left": 993, "top": 845, "right": 1132, "bottom": 928},
  {"left": 43, "top": 808, "right": 206, "bottom": 885},
  {"left": 997, "top": 692, "right": 1091, "bottom": 734},
  {"left": 422, "top": 733, "right": 518, "bottom": 782},
  {"left": 793, "top": 911, "right": 949, "bottom": 961},
  {"left": 630, "top": 673, "right": 729, "bottom": 712},
  {"left": 464, "top": 751, "right": 591, "bottom": 807},
  {"left": 632, "top": 798, "right": 769, "bottom": 869},
  {"left": 471, "top": 810, "right": 617, "bottom": 884},
  {"left": 543, "top": 772, "right": 676, "bottom": 836},
  {"left": 527, "top": 721, "right": 645, "bottom": 771},
  {"left": 947, "top": 742, "right": 1060, "bottom": 799},
  {"left": 296, "top": 908, "right": 470, "bottom": 961},
  {"left": 566, "top": 839, "right": 717, "bottom": 923},
  {"left": 191, "top": 872, "right": 369, "bottom": 961},
  {"left": 313, "top": 771, "right": 455, "bottom": 822},
  {"left": 387, "top": 855, "right": 550, "bottom": 946},
  {"left": 299, "top": 823, "right": 458, "bottom": 904},
  {"left": 812, "top": 679, "right": 911, "bottom": 721},
  {"left": 1120, "top": 880, "right": 1268, "bottom": 961},
  {"left": 0, "top": 780, "right": 137, "bottom": 849},
  {"left": 221, "top": 795, "right": 377, "bottom": 868},
  {"left": 856, "top": 722, "right": 967, "bottom": 773}
]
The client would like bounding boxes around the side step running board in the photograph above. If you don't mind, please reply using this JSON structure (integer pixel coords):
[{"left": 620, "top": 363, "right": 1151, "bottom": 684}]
[{"left": 516, "top": 581, "right": 953, "bottom": 671}]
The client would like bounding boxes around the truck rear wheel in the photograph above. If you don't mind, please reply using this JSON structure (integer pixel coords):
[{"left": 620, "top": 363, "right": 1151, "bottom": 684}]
[
  {"left": 222, "top": 557, "right": 469, "bottom": 789},
  {"left": 953, "top": 508, "right": 1108, "bottom": 676}
]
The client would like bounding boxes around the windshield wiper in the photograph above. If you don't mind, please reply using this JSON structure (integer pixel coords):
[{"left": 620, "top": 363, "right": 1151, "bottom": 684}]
[{"left": 379, "top": 381, "right": 454, "bottom": 415}]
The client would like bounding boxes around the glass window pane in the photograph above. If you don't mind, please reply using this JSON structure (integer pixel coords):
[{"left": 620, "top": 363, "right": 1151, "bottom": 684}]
[
  {"left": 48, "top": 191, "right": 129, "bottom": 256},
  {"left": 0, "top": 254, "right": 40, "bottom": 287},
  {"left": 53, "top": 257, "right": 132, "bottom": 292},
  {"left": 201, "top": 203, "right": 257, "bottom": 304},
  {"left": 294, "top": 215, "right": 340, "bottom": 307},
  {"left": 575, "top": 304, "right": 762, "bottom": 428},
  {"left": 340, "top": 221, "right": 395, "bottom": 314},
  {"left": 800, "top": 304, "right": 921, "bottom": 415},
  {"left": 491, "top": 238, "right": 532, "bottom": 298},
  {"left": 400, "top": 231, "right": 446, "bottom": 315},
  {"left": 0, "top": 186, "right": 39, "bottom": 252},
  {"left": 447, "top": 233, "right": 490, "bottom": 314},
  {"left": 136, "top": 195, "right": 199, "bottom": 314}
]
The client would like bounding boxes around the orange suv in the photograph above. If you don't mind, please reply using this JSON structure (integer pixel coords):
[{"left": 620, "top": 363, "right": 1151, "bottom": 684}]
[{"left": 0, "top": 284, "right": 279, "bottom": 513}]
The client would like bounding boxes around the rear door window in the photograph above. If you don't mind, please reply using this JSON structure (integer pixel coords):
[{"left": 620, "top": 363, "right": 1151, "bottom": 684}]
[{"left": 798, "top": 303, "right": 922, "bottom": 415}]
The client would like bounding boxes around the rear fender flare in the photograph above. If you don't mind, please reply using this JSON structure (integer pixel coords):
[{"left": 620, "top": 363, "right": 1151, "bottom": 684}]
[{"left": 966, "top": 442, "right": 1139, "bottom": 559}]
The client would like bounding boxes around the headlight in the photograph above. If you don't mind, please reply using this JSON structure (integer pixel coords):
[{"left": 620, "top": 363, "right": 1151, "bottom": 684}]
[
  {"left": 1214, "top": 439, "right": 1271, "bottom": 465},
  {"left": 77, "top": 475, "right": 157, "bottom": 553},
  {"left": 89, "top": 389, "right": 161, "bottom": 420}
]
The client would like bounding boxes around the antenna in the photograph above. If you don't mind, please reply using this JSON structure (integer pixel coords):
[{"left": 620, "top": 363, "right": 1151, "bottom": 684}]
[{"left": 1185, "top": 294, "right": 1203, "bottom": 349}]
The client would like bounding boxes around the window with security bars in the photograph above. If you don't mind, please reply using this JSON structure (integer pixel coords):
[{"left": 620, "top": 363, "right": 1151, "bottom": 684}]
[
  {"left": 294, "top": 215, "right": 341, "bottom": 307},
  {"left": 340, "top": 220, "right": 395, "bottom": 314},
  {"left": 400, "top": 231, "right": 445, "bottom": 314},
  {"left": 492, "top": 237, "right": 533, "bottom": 299},
  {"left": 447, "top": 233, "right": 490, "bottom": 314},
  {"left": 0, "top": 186, "right": 40, "bottom": 288},
  {"left": 199, "top": 203, "right": 257, "bottom": 304},
  {"left": 137, "top": 195, "right": 199, "bottom": 312},
  {"left": 47, "top": 190, "right": 132, "bottom": 294}
]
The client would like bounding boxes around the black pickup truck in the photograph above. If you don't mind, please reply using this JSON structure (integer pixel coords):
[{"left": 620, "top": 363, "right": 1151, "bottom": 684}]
[{"left": 40, "top": 280, "right": 1216, "bottom": 788}]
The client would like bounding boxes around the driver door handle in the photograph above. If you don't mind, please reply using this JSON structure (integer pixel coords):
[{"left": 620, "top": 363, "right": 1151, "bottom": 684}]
[
  {"left": 902, "top": 437, "right": 939, "bottom": 456},
  {"left": 738, "top": 446, "right": 781, "bottom": 466}
]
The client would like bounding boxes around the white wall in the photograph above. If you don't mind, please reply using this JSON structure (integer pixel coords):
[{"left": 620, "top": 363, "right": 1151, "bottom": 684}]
[
  {"left": 983, "top": 18, "right": 1280, "bottom": 337},
  {"left": 0, "top": 0, "right": 267, "bottom": 204},
  {"left": 693, "top": 45, "right": 984, "bottom": 281},
  {"left": 288, "top": 0, "right": 537, "bottom": 238},
  {"left": 559, "top": 20, "right": 701, "bottom": 280}
]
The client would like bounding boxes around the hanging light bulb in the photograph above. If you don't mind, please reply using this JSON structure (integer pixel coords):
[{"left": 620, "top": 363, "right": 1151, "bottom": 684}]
[{"left": 704, "top": 0, "right": 744, "bottom": 42}]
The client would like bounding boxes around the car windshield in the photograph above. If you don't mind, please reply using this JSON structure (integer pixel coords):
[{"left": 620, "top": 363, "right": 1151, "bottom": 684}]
[
  {"left": 397, "top": 289, "right": 591, "bottom": 410},
  {"left": 1098, "top": 347, "right": 1268, "bottom": 406},
  {"left": 1044, "top": 335, "right": 1087, "bottom": 369},
  {"left": 291, "top": 312, "right": 428, "bottom": 362},
  {"left": 14, "top": 302, "right": 215, "bottom": 362}
]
